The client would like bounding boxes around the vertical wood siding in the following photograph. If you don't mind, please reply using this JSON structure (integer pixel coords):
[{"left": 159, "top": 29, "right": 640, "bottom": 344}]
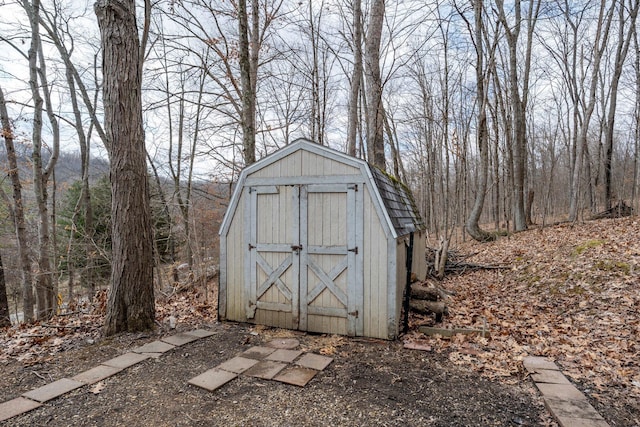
[
  {"left": 224, "top": 190, "right": 245, "bottom": 321},
  {"left": 362, "top": 185, "right": 388, "bottom": 338}
]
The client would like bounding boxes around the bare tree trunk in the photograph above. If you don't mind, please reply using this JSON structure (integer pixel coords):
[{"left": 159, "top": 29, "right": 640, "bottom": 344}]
[
  {"left": 95, "top": 0, "right": 155, "bottom": 335},
  {"left": 496, "top": 0, "right": 540, "bottom": 232},
  {"left": 465, "top": 0, "right": 494, "bottom": 242},
  {"left": 0, "top": 251, "right": 10, "bottom": 327},
  {"left": 569, "top": 1, "right": 615, "bottom": 221},
  {"left": 603, "top": 0, "right": 639, "bottom": 209},
  {"left": 347, "top": 0, "right": 362, "bottom": 156},
  {"left": 0, "top": 84, "right": 34, "bottom": 322},
  {"left": 66, "top": 65, "right": 96, "bottom": 295},
  {"left": 25, "top": 0, "right": 51, "bottom": 318},
  {"left": 238, "top": 0, "right": 256, "bottom": 165},
  {"left": 31, "top": 29, "right": 60, "bottom": 319},
  {"left": 633, "top": 29, "right": 640, "bottom": 211},
  {"left": 364, "top": 0, "right": 385, "bottom": 170}
]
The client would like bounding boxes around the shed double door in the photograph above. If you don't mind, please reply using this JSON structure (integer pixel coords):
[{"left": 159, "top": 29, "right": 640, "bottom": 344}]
[{"left": 246, "top": 183, "right": 363, "bottom": 336}]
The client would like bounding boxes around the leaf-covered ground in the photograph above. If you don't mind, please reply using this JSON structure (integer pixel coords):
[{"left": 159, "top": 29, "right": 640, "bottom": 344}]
[
  {"left": 406, "top": 217, "right": 640, "bottom": 425},
  {"left": 1, "top": 217, "right": 638, "bottom": 425}
]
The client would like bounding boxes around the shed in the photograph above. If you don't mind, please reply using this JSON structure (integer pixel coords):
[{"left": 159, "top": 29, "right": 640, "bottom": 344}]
[{"left": 218, "top": 138, "right": 426, "bottom": 339}]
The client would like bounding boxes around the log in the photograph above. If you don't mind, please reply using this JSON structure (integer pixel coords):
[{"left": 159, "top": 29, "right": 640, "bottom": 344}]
[
  {"left": 410, "top": 300, "right": 448, "bottom": 322},
  {"left": 410, "top": 283, "right": 450, "bottom": 301}
]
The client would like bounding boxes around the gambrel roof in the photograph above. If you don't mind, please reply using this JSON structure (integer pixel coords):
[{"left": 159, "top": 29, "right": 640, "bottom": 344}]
[{"left": 219, "top": 138, "right": 424, "bottom": 239}]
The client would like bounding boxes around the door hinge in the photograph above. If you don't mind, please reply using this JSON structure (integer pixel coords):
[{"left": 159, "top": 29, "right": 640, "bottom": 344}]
[
  {"left": 347, "top": 184, "right": 358, "bottom": 191},
  {"left": 248, "top": 243, "right": 256, "bottom": 250},
  {"left": 348, "top": 247, "right": 358, "bottom": 254},
  {"left": 348, "top": 310, "right": 359, "bottom": 318}
]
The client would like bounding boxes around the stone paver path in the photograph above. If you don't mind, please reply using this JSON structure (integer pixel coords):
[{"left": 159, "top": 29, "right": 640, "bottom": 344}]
[
  {"left": 187, "top": 340, "right": 334, "bottom": 392},
  {"left": 0, "top": 330, "right": 334, "bottom": 423},
  {"left": 0, "top": 329, "right": 213, "bottom": 423},
  {"left": 523, "top": 356, "right": 609, "bottom": 427}
]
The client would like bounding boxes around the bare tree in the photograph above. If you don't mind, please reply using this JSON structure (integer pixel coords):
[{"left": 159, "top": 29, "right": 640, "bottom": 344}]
[
  {"left": 603, "top": 0, "right": 639, "bottom": 209},
  {"left": 465, "top": 0, "right": 496, "bottom": 241},
  {"left": 569, "top": 1, "right": 615, "bottom": 221},
  {"left": 0, "top": 250, "right": 9, "bottom": 327},
  {"left": 347, "top": 0, "right": 363, "bottom": 156},
  {"left": 19, "top": 0, "right": 60, "bottom": 319},
  {"left": 0, "top": 84, "right": 34, "bottom": 322},
  {"left": 238, "top": 0, "right": 256, "bottom": 164},
  {"left": 365, "top": 0, "right": 386, "bottom": 170},
  {"left": 495, "top": 0, "right": 541, "bottom": 231},
  {"left": 95, "top": 0, "right": 154, "bottom": 334}
]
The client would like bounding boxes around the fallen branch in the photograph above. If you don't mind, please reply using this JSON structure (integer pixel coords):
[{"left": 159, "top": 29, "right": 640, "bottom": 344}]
[
  {"left": 418, "top": 326, "right": 491, "bottom": 339},
  {"left": 426, "top": 247, "right": 508, "bottom": 279},
  {"left": 591, "top": 201, "right": 634, "bottom": 220}
]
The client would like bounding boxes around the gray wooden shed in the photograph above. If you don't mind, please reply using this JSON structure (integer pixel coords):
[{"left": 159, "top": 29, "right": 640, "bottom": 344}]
[{"left": 218, "top": 138, "right": 426, "bottom": 339}]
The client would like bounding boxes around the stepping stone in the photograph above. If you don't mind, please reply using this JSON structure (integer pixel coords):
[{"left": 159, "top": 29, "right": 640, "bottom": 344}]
[
  {"left": 185, "top": 329, "right": 216, "bottom": 338},
  {"left": 544, "top": 397, "right": 606, "bottom": 421},
  {"left": 132, "top": 340, "right": 175, "bottom": 354},
  {"left": 241, "top": 346, "right": 277, "bottom": 360},
  {"left": 22, "top": 378, "right": 84, "bottom": 403},
  {"left": 72, "top": 365, "right": 123, "bottom": 385},
  {"left": 523, "top": 356, "right": 558, "bottom": 373},
  {"left": 217, "top": 356, "right": 259, "bottom": 374},
  {"left": 265, "top": 338, "right": 300, "bottom": 349},
  {"left": 295, "top": 353, "right": 333, "bottom": 371},
  {"left": 161, "top": 333, "right": 200, "bottom": 346},
  {"left": 244, "top": 360, "right": 287, "bottom": 380},
  {"left": 274, "top": 366, "right": 318, "bottom": 387},
  {"left": 536, "top": 383, "right": 588, "bottom": 401},
  {"left": 531, "top": 369, "right": 572, "bottom": 385},
  {"left": 0, "top": 397, "right": 41, "bottom": 422},
  {"left": 102, "top": 352, "right": 150, "bottom": 369},
  {"left": 188, "top": 368, "right": 237, "bottom": 392},
  {"left": 267, "top": 349, "right": 303, "bottom": 363},
  {"left": 555, "top": 416, "right": 609, "bottom": 427}
]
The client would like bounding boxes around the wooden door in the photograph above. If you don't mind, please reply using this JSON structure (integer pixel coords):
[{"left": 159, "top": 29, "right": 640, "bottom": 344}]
[
  {"left": 246, "top": 185, "right": 299, "bottom": 329},
  {"left": 247, "top": 183, "right": 363, "bottom": 335},
  {"left": 300, "top": 184, "right": 363, "bottom": 336}
]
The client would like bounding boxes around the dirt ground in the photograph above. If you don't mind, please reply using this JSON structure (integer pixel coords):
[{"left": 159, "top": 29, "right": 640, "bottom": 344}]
[
  {"left": 3, "top": 217, "right": 638, "bottom": 426},
  {"left": 1, "top": 321, "right": 555, "bottom": 427}
]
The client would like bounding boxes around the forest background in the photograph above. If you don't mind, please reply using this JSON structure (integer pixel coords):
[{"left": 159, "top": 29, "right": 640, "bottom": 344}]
[{"left": 0, "top": 0, "right": 639, "bottom": 325}]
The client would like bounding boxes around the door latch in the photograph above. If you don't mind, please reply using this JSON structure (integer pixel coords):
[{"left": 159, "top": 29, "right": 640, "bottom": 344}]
[{"left": 291, "top": 244, "right": 303, "bottom": 252}]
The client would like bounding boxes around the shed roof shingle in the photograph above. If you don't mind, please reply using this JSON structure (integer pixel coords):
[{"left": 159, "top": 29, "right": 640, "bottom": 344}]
[{"left": 369, "top": 167, "right": 425, "bottom": 236}]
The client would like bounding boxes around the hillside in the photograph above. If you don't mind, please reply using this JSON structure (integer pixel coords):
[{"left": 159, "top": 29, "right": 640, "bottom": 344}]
[
  {"left": 0, "top": 217, "right": 637, "bottom": 424},
  {"left": 407, "top": 216, "right": 640, "bottom": 425}
]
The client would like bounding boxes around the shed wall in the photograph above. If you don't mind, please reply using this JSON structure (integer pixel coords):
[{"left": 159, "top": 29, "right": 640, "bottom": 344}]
[
  {"left": 361, "top": 185, "right": 389, "bottom": 339},
  {"left": 223, "top": 191, "right": 246, "bottom": 321}
]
